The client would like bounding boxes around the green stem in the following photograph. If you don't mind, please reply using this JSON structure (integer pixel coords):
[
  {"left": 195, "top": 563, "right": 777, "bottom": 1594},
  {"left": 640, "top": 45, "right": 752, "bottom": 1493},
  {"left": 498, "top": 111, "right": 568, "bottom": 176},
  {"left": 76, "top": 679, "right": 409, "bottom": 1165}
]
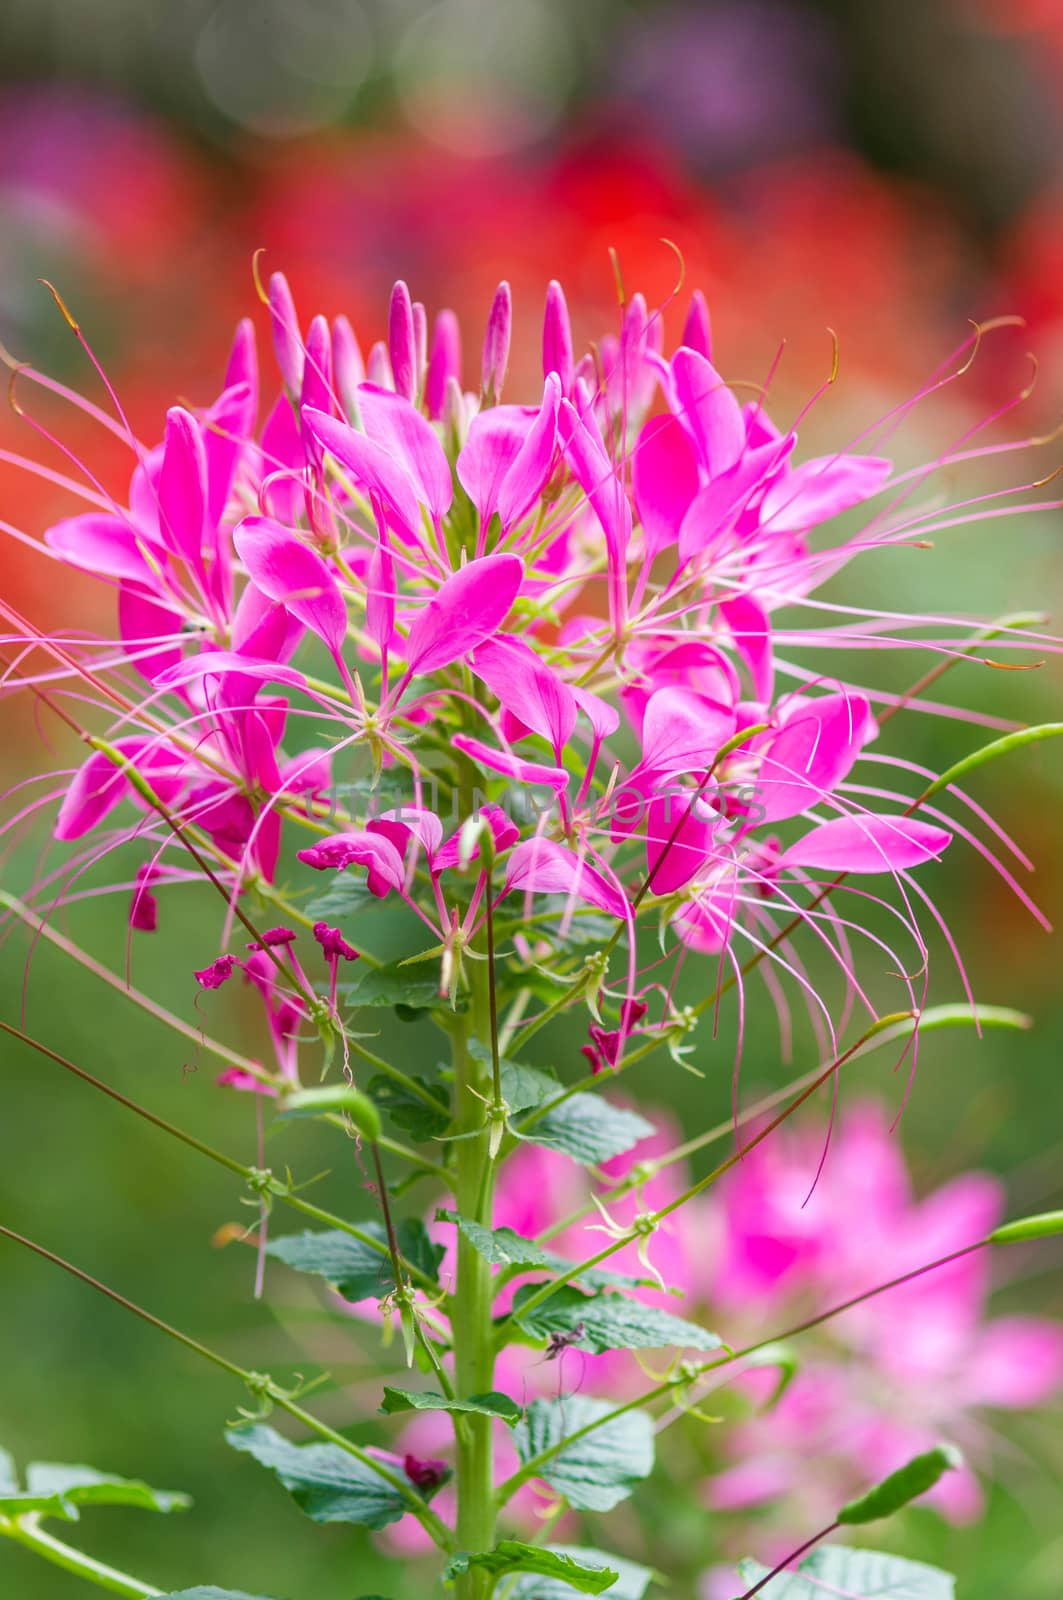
[
  {"left": 1, "top": 1022, "right": 442, "bottom": 1295},
  {"left": 500, "top": 1017, "right": 908, "bottom": 1334},
  {"left": 450, "top": 1001, "right": 498, "bottom": 1598},
  {"left": 0, "top": 1225, "right": 452, "bottom": 1551},
  {"left": 0, "top": 1516, "right": 161, "bottom": 1597}
]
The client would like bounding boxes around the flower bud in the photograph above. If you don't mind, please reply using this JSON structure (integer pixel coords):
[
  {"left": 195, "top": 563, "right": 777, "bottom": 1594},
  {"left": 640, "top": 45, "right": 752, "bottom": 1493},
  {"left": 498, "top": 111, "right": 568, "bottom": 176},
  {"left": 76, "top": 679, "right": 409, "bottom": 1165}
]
[
  {"left": 426, "top": 309, "right": 461, "bottom": 420},
  {"left": 481, "top": 280, "right": 512, "bottom": 404},
  {"left": 543, "top": 278, "right": 575, "bottom": 395},
  {"left": 268, "top": 271, "right": 304, "bottom": 397},
  {"left": 331, "top": 314, "right": 364, "bottom": 425},
  {"left": 388, "top": 279, "right": 416, "bottom": 403}
]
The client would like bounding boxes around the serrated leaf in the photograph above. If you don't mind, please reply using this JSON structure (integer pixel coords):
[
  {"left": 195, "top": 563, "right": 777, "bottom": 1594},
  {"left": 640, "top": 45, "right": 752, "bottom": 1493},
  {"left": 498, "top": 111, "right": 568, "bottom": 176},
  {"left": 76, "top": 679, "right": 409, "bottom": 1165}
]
[
  {"left": 491, "top": 1050, "right": 559, "bottom": 1114},
  {"left": 499, "top": 911, "right": 617, "bottom": 954},
  {"left": 514, "top": 1395, "right": 653, "bottom": 1511},
  {"left": 509, "top": 1546, "right": 654, "bottom": 1600},
  {"left": 380, "top": 1388, "right": 522, "bottom": 1426},
  {"left": 735, "top": 1545, "right": 955, "bottom": 1599},
  {"left": 513, "top": 1284, "right": 722, "bottom": 1354},
  {"left": 225, "top": 1425, "right": 415, "bottom": 1530},
  {"left": 516, "top": 1081, "right": 654, "bottom": 1166},
  {"left": 446, "top": 1541, "right": 617, "bottom": 1593},
  {"left": 436, "top": 1211, "right": 650, "bottom": 1290},
  {"left": 338, "top": 962, "right": 444, "bottom": 1012},
  {"left": 305, "top": 876, "right": 376, "bottom": 923},
  {"left": 264, "top": 1222, "right": 444, "bottom": 1302},
  {"left": 837, "top": 1444, "right": 962, "bottom": 1526},
  {"left": 368, "top": 1075, "right": 451, "bottom": 1141}
]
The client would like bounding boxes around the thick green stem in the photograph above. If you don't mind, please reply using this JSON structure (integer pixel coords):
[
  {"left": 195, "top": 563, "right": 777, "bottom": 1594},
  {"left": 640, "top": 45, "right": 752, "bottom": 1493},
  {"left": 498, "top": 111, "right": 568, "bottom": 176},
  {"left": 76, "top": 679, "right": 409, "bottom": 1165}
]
[
  {"left": 450, "top": 999, "right": 498, "bottom": 1598},
  {"left": 0, "top": 1517, "right": 162, "bottom": 1597}
]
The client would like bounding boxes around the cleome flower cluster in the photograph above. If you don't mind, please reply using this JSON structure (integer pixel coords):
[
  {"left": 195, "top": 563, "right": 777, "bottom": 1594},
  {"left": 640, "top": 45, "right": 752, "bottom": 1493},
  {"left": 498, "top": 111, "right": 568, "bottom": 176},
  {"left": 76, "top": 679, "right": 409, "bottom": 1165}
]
[{"left": 7, "top": 267, "right": 1053, "bottom": 1090}]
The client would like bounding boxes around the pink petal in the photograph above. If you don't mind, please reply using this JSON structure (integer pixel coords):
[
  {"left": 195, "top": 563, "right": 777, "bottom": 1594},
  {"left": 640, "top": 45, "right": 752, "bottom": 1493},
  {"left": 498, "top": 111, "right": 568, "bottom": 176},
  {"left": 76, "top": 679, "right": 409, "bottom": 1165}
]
[
  {"left": 644, "top": 791, "right": 719, "bottom": 894},
  {"left": 965, "top": 1318, "right": 1063, "bottom": 1408},
  {"left": 356, "top": 384, "right": 453, "bottom": 523},
  {"left": 158, "top": 406, "right": 208, "bottom": 570},
  {"left": 451, "top": 733, "right": 570, "bottom": 793},
  {"left": 203, "top": 379, "right": 256, "bottom": 531},
  {"left": 632, "top": 413, "right": 700, "bottom": 560},
  {"left": 779, "top": 815, "right": 952, "bottom": 873},
  {"left": 404, "top": 553, "right": 523, "bottom": 676},
  {"left": 117, "top": 584, "right": 183, "bottom": 685},
  {"left": 155, "top": 651, "right": 308, "bottom": 693},
  {"left": 640, "top": 687, "right": 737, "bottom": 777},
  {"left": 456, "top": 404, "right": 538, "bottom": 526},
  {"left": 367, "top": 806, "right": 444, "bottom": 862},
  {"left": 671, "top": 347, "right": 745, "bottom": 477},
  {"left": 45, "top": 513, "right": 158, "bottom": 585},
  {"left": 755, "top": 693, "right": 873, "bottom": 824},
  {"left": 471, "top": 635, "right": 576, "bottom": 755},
  {"left": 760, "top": 454, "right": 892, "bottom": 534},
  {"left": 497, "top": 375, "right": 560, "bottom": 529},
  {"left": 303, "top": 407, "right": 424, "bottom": 546},
  {"left": 719, "top": 594, "right": 774, "bottom": 703},
  {"left": 505, "top": 838, "right": 628, "bottom": 919},
  {"left": 296, "top": 830, "right": 406, "bottom": 897},
  {"left": 55, "top": 738, "right": 185, "bottom": 840},
  {"left": 234, "top": 516, "right": 347, "bottom": 657}
]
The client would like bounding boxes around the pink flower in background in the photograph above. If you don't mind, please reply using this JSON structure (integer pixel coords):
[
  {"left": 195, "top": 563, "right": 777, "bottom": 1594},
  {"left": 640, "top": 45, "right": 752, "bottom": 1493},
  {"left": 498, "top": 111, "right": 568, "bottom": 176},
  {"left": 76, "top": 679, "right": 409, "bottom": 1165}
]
[{"left": 699, "top": 1101, "right": 1063, "bottom": 1564}]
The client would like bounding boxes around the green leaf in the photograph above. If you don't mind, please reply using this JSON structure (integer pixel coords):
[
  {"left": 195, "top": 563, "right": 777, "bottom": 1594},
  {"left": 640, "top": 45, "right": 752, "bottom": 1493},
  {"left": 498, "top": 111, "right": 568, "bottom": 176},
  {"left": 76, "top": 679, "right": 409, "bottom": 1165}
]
[
  {"left": 735, "top": 1545, "right": 955, "bottom": 1599},
  {"left": 264, "top": 1223, "right": 444, "bottom": 1302},
  {"left": 280, "top": 1086, "right": 382, "bottom": 1141},
  {"left": 498, "top": 911, "right": 618, "bottom": 954},
  {"left": 493, "top": 1052, "right": 559, "bottom": 1114},
  {"left": 445, "top": 1540, "right": 618, "bottom": 1593},
  {"left": 368, "top": 1074, "right": 450, "bottom": 1141},
  {"left": 305, "top": 875, "right": 375, "bottom": 923},
  {"left": 339, "top": 962, "right": 444, "bottom": 1012},
  {"left": 0, "top": 1463, "right": 190, "bottom": 1523},
  {"left": 837, "top": 1444, "right": 962, "bottom": 1526},
  {"left": 509, "top": 1065, "right": 655, "bottom": 1165},
  {"left": 920, "top": 722, "right": 1063, "bottom": 801},
  {"left": 508, "top": 1547, "right": 654, "bottom": 1600},
  {"left": 436, "top": 1212, "right": 650, "bottom": 1290},
  {"left": 159, "top": 1591, "right": 286, "bottom": 1599},
  {"left": 512, "top": 1284, "right": 723, "bottom": 1354},
  {"left": 990, "top": 1209, "right": 1063, "bottom": 1244},
  {"left": 225, "top": 1425, "right": 416, "bottom": 1530},
  {"left": 380, "top": 1387, "right": 522, "bottom": 1426},
  {"left": 514, "top": 1395, "right": 654, "bottom": 1511}
]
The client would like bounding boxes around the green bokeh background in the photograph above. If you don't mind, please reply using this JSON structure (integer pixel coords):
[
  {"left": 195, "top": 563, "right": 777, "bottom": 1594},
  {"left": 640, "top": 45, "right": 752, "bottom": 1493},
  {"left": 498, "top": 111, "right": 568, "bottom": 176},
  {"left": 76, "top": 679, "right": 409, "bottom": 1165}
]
[{"left": 1, "top": 3, "right": 1062, "bottom": 1596}]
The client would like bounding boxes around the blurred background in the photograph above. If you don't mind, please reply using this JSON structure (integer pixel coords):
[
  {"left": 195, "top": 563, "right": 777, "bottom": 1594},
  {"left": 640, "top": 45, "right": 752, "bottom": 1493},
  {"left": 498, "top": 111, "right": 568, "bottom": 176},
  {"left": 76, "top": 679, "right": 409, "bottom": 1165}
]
[{"left": 1, "top": 2, "right": 1061, "bottom": 1597}]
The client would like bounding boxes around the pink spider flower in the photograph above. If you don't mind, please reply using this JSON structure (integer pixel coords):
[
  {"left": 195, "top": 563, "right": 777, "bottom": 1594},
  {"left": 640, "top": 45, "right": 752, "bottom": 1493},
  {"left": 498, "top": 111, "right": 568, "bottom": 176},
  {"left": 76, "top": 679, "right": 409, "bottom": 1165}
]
[
  {"left": 2, "top": 263, "right": 1055, "bottom": 1077},
  {"left": 695, "top": 1101, "right": 1063, "bottom": 1578}
]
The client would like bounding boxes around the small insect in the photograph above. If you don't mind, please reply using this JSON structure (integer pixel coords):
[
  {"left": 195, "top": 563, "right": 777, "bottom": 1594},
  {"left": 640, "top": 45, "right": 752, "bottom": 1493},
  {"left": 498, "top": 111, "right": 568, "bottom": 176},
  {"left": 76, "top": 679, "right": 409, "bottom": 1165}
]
[{"left": 544, "top": 1321, "right": 586, "bottom": 1360}]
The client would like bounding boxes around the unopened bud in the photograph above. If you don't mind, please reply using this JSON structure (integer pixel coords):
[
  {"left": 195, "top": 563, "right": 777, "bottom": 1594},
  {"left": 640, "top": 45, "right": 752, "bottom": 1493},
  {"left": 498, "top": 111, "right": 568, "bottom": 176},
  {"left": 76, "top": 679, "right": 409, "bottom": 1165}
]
[{"left": 481, "top": 280, "right": 512, "bottom": 404}]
